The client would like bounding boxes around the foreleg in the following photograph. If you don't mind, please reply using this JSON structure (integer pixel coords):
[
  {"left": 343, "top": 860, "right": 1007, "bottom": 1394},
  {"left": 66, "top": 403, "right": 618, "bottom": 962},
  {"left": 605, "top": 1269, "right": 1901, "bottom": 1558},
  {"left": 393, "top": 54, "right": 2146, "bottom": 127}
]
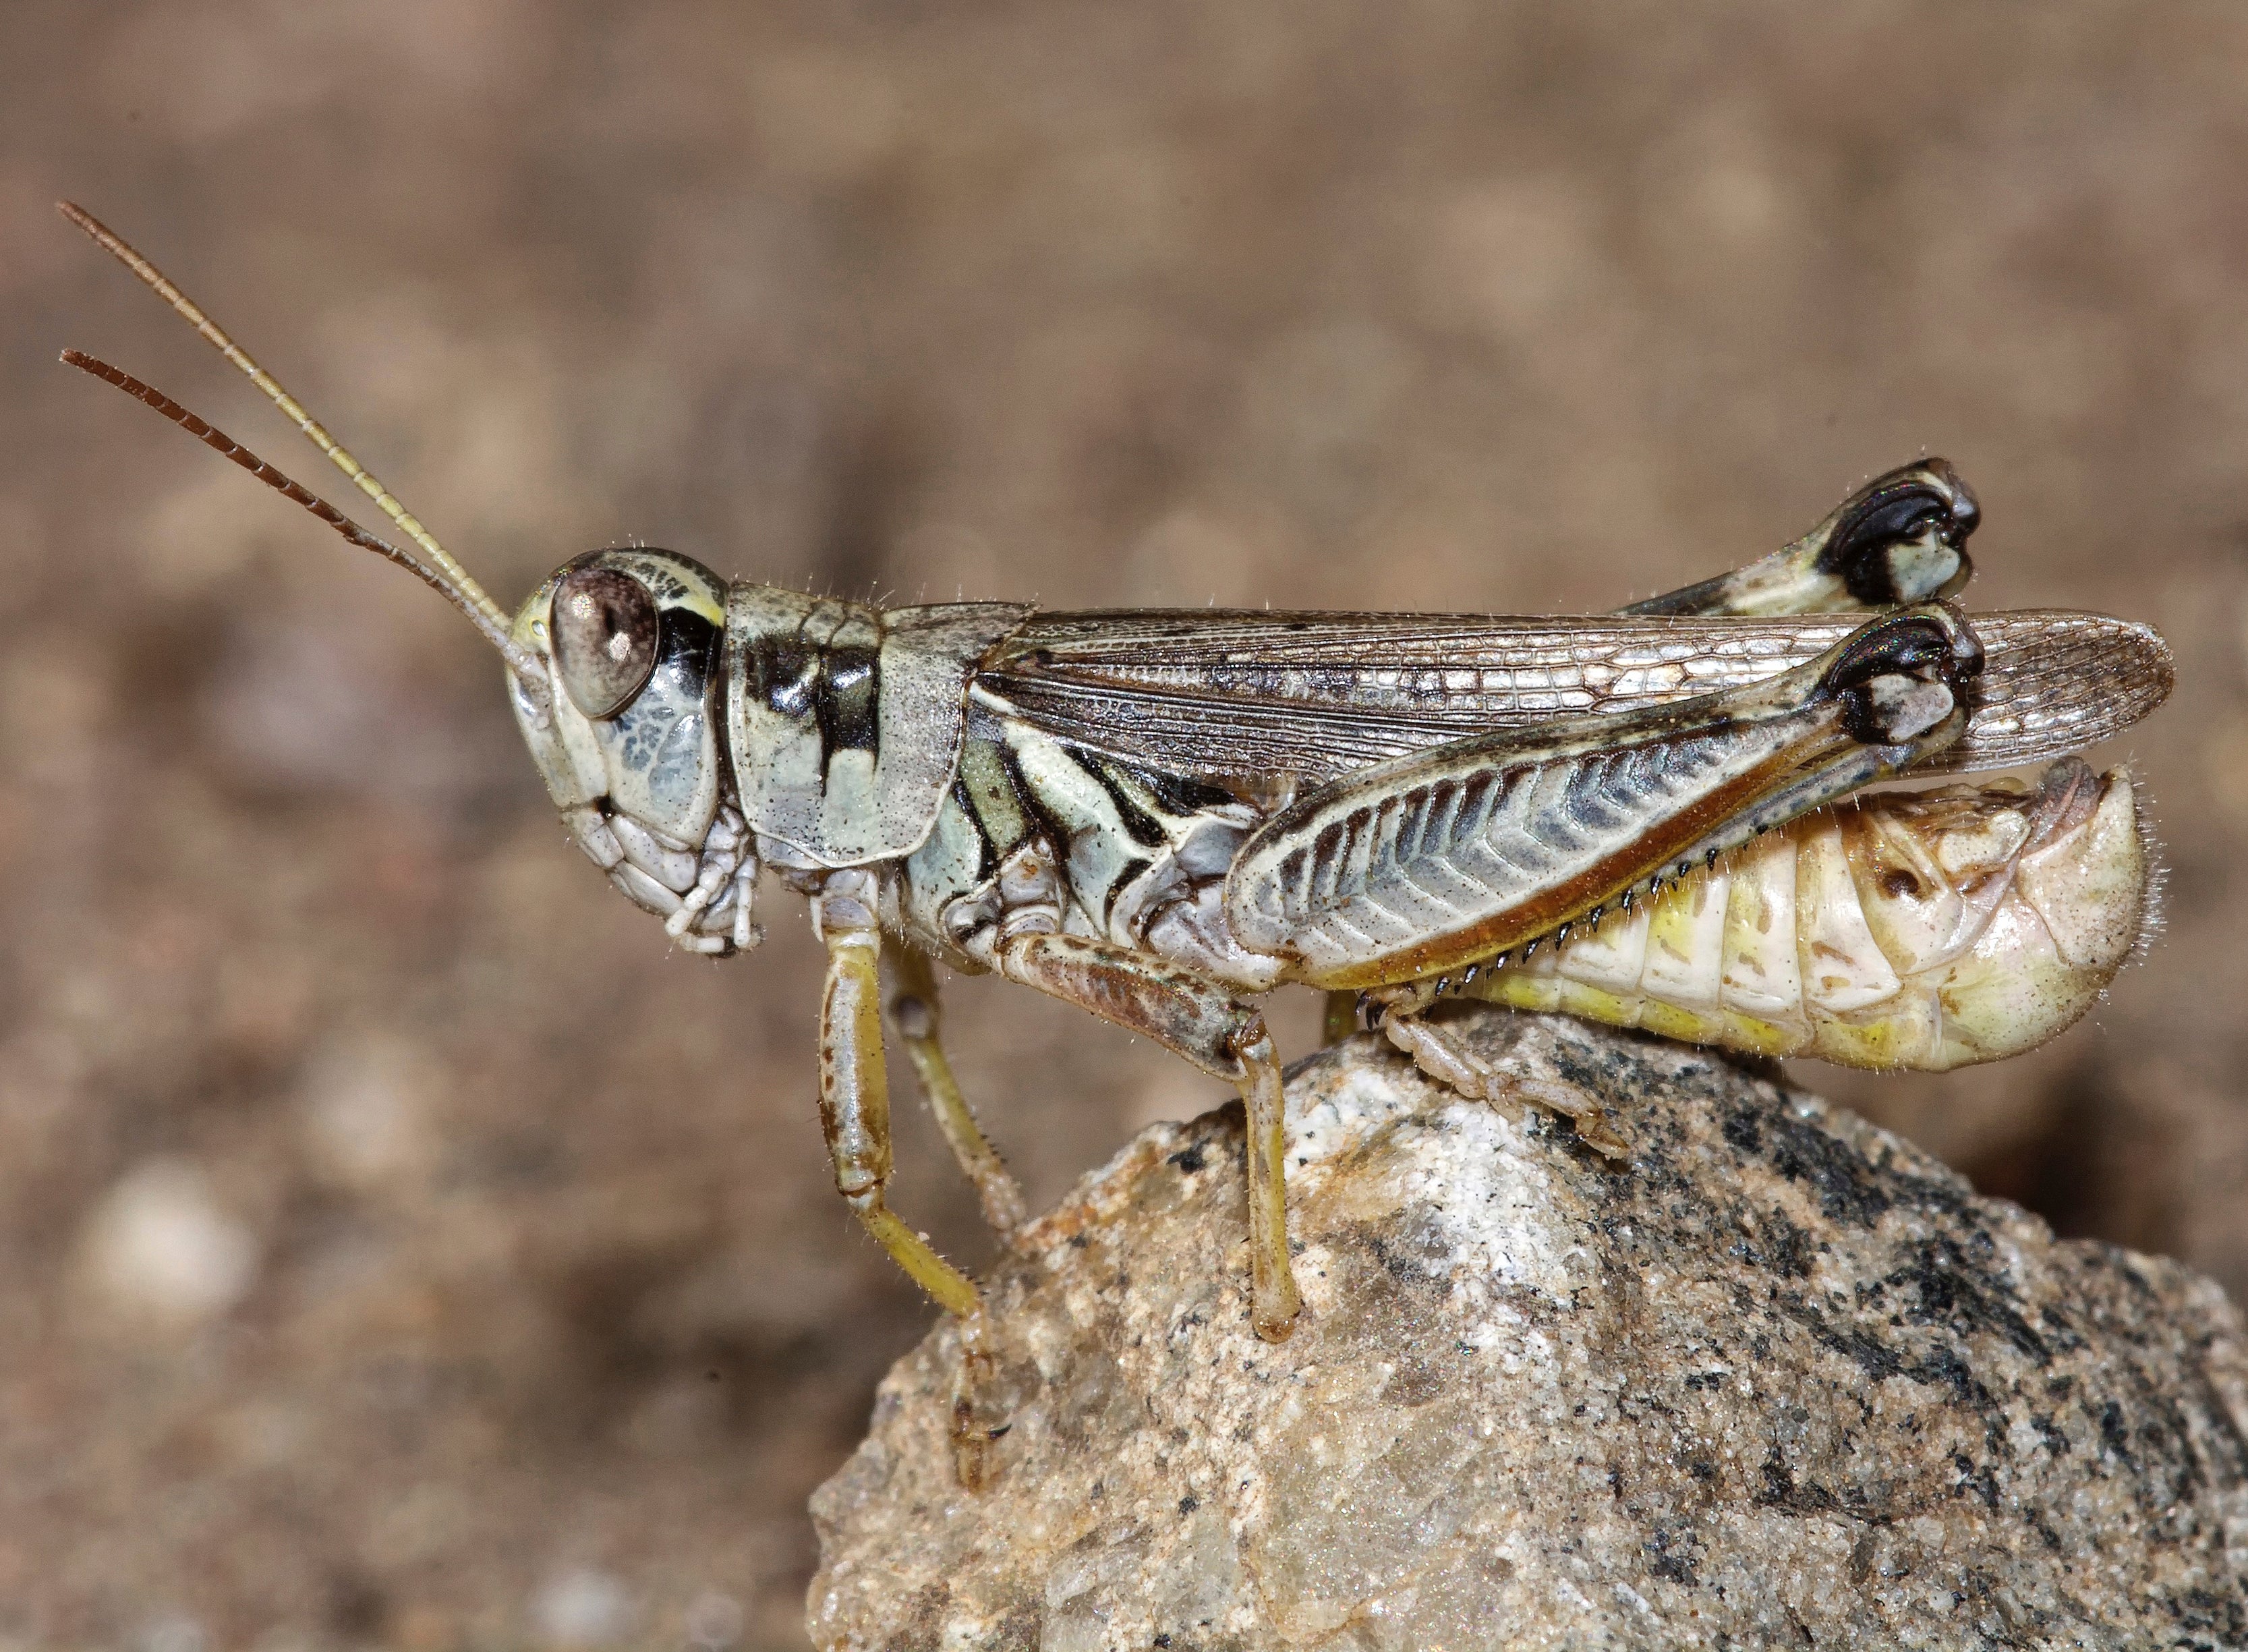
[
  {"left": 813, "top": 875, "right": 996, "bottom": 1484},
  {"left": 995, "top": 931, "right": 1301, "bottom": 1341},
  {"left": 884, "top": 942, "right": 1027, "bottom": 1237}
]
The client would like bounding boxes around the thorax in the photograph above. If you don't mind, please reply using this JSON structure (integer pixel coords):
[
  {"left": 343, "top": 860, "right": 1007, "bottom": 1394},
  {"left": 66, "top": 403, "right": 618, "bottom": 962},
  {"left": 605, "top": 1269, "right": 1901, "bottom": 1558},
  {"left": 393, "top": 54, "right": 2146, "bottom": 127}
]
[{"left": 891, "top": 695, "right": 1284, "bottom": 990}]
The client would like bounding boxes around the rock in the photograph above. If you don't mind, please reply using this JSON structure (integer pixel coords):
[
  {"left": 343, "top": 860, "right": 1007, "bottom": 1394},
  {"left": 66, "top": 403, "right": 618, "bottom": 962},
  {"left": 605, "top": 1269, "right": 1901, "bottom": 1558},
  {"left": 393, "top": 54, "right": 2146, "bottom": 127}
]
[{"left": 808, "top": 1007, "right": 2248, "bottom": 1650}]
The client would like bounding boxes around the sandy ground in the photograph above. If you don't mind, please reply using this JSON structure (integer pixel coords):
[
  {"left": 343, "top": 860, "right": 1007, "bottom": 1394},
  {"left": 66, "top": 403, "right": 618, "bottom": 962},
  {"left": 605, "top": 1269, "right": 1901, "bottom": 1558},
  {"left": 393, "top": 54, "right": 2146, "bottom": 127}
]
[{"left": 3, "top": 3, "right": 2247, "bottom": 1647}]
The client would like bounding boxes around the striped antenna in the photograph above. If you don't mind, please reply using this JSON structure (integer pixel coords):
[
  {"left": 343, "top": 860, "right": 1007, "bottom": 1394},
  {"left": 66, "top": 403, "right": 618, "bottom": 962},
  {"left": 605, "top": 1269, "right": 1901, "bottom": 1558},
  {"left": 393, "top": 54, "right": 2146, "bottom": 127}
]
[
  {"left": 56, "top": 201, "right": 528, "bottom": 660},
  {"left": 61, "top": 349, "right": 544, "bottom": 679}
]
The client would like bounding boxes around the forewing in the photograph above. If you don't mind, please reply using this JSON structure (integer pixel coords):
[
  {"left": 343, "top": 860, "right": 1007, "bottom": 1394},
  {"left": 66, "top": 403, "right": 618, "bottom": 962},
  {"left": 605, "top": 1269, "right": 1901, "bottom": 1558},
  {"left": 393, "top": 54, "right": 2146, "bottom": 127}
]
[{"left": 977, "top": 608, "right": 2171, "bottom": 787}]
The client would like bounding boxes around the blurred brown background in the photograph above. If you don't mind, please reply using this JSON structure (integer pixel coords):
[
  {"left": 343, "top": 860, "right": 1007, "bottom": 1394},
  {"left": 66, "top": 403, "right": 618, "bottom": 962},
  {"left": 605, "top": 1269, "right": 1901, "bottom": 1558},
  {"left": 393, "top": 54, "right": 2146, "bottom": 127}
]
[{"left": 5, "top": 3, "right": 2247, "bottom": 1647}]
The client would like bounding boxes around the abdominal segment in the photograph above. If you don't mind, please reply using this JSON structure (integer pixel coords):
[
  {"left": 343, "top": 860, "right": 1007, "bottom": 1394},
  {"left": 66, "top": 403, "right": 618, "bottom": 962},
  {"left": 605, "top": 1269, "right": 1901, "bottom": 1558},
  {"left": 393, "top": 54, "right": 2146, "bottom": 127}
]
[{"left": 1462, "top": 760, "right": 2148, "bottom": 1071}]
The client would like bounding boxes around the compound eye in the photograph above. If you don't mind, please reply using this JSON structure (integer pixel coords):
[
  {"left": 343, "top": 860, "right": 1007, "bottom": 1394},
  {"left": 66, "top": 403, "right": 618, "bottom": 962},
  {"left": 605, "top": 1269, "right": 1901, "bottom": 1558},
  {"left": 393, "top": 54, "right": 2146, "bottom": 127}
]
[{"left": 552, "top": 567, "right": 660, "bottom": 718}]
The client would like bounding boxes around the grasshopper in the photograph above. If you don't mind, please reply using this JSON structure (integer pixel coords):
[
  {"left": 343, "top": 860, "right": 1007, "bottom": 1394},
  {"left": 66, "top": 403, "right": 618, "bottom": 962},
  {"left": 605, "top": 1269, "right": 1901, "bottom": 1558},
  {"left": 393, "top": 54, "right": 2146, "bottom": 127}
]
[{"left": 60, "top": 204, "right": 2170, "bottom": 1473}]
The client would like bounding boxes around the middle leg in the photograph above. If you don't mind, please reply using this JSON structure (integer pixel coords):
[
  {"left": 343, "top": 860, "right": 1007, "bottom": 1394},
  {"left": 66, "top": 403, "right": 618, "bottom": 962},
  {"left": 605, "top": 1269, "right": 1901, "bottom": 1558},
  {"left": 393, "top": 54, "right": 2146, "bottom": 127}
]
[
  {"left": 994, "top": 930, "right": 1301, "bottom": 1342},
  {"left": 884, "top": 942, "right": 1028, "bottom": 1238}
]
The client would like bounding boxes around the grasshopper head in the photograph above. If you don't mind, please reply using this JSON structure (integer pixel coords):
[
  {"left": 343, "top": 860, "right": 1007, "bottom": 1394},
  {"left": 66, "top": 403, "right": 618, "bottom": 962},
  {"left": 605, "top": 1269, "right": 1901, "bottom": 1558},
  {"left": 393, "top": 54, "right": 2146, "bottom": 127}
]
[
  {"left": 511, "top": 548, "right": 759, "bottom": 954},
  {"left": 55, "top": 205, "right": 763, "bottom": 955}
]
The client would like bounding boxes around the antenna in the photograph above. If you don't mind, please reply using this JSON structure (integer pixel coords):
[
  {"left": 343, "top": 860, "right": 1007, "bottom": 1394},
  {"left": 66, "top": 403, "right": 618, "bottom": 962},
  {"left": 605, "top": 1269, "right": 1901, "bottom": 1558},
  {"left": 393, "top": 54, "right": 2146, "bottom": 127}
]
[
  {"left": 55, "top": 201, "right": 533, "bottom": 667},
  {"left": 61, "top": 349, "right": 543, "bottom": 678}
]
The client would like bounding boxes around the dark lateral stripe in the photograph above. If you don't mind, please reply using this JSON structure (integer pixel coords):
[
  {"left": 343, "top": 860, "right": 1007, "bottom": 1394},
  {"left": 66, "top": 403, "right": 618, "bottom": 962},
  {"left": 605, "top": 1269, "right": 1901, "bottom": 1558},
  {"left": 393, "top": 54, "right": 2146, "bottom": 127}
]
[
  {"left": 1087, "top": 758, "right": 1169, "bottom": 851},
  {"left": 755, "top": 636, "right": 817, "bottom": 718},
  {"left": 1103, "top": 856, "right": 1154, "bottom": 924},
  {"left": 1124, "top": 758, "right": 1240, "bottom": 817},
  {"left": 996, "top": 737, "right": 1080, "bottom": 866},
  {"left": 815, "top": 643, "right": 882, "bottom": 759},
  {"left": 952, "top": 776, "right": 1002, "bottom": 881}
]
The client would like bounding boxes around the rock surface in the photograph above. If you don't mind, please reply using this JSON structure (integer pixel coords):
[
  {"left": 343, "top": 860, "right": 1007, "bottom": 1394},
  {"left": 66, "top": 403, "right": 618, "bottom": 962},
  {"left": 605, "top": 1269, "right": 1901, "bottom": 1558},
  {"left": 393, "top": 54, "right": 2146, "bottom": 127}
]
[{"left": 809, "top": 1008, "right": 2248, "bottom": 1651}]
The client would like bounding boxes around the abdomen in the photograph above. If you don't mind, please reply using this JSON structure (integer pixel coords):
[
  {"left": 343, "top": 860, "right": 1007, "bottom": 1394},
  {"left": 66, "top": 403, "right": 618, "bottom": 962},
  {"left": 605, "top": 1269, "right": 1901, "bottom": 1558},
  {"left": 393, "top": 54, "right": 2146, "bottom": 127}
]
[{"left": 1464, "top": 760, "right": 2150, "bottom": 1071}]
